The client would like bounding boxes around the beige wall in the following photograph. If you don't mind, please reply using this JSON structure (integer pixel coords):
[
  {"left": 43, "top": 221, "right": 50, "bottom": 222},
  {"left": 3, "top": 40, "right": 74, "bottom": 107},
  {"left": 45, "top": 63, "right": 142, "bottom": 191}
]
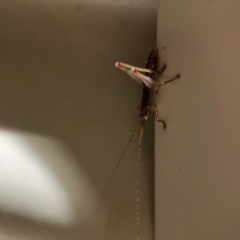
[
  {"left": 156, "top": 1, "right": 240, "bottom": 239},
  {"left": 0, "top": 0, "right": 157, "bottom": 240}
]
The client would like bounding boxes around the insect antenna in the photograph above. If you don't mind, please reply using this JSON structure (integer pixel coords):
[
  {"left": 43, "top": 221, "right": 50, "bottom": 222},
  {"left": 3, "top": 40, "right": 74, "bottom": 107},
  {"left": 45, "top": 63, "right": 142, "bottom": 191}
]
[
  {"left": 87, "top": 120, "right": 145, "bottom": 240},
  {"left": 136, "top": 119, "right": 146, "bottom": 240},
  {"left": 102, "top": 120, "right": 144, "bottom": 200},
  {"left": 88, "top": 121, "right": 145, "bottom": 239}
]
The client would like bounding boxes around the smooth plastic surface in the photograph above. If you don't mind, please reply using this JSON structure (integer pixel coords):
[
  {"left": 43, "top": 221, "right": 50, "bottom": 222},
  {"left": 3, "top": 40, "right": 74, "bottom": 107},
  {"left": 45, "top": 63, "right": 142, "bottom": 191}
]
[{"left": 156, "top": 1, "right": 240, "bottom": 239}]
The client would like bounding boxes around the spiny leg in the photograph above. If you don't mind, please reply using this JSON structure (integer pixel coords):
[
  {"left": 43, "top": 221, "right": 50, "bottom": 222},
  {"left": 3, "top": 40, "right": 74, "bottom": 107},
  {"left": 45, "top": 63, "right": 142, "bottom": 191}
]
[
  {"left": 118, "top": 63, "right": 166, "bottom": 76},
  {"left": 132, "top": 64, "right": 167, "bottom": 75},
  {"left": 155, "top": 105, "right": 167, "bottom": 130},
  {"left": 115, "top": 62, "right": 157, "bottom": 74},
  {"left": 159, "top": 74, "right": 181, "bottom": 86},
  {"left": 131, "top": 66, "right": 157, "bottom": 74}
]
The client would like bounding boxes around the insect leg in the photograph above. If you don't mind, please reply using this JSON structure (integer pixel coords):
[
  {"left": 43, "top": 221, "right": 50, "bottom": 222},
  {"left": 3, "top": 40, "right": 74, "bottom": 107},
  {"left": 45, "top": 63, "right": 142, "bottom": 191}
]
[
  {"left": 133, "top": 62, "right": 166, "bottom": 75},
  {"left": 115, "top": 62, "right": 157, "bottom": 74},
  {"left": 159, "top": 74, "right": 181, "bottom": 86},
  {"left": 154, "top": 105, "right": 166, "bottom": 130},
  {"left": 132, "top": 66, "right": 157, "bottom": 74},
  {"left": 158, "top": 64, "right": 167, "bottom": 75}
]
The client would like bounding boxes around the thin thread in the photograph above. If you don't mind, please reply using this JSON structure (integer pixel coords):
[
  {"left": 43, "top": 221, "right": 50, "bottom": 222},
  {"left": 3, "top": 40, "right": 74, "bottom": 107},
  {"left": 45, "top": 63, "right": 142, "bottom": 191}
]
[
  {"left": 137, "top": 120, "right": 145, "bottom": 240},
  {"left": 88, "top": 121, "right": 144, "bottom": 238},
  {"left": 102, "top": 121, "right": 143, "bottom": 201}
]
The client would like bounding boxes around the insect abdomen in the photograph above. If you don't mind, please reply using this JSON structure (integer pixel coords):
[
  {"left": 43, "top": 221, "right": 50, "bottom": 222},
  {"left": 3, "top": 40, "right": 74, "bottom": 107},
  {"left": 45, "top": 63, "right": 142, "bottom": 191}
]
[{"left": 139, "top": 49, "right": 159, "bottom": 118}]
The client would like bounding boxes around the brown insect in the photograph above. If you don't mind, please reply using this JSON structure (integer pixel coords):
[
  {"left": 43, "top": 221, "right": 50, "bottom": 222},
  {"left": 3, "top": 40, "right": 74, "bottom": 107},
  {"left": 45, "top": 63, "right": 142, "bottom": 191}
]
[{"left": 102, "top": 49, "right": 180, "bottom": 240}]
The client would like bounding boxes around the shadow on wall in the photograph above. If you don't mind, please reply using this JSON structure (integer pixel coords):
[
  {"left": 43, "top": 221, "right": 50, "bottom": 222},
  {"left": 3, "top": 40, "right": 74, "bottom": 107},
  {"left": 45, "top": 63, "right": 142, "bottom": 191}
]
[{"left": 0, "top": 1, "right": 157, "bottom": 239}]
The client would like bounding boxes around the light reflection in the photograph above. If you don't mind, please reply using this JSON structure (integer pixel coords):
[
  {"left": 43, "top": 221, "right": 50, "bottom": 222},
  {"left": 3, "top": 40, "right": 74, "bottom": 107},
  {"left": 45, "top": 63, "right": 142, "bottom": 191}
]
[{"left": 0, "top": 128, "right": 97, "bottom": 226}]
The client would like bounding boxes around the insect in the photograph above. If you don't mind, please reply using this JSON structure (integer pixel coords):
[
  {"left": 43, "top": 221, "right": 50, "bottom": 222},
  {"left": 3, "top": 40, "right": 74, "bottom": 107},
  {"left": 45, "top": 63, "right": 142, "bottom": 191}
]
[
  {"left": 102, "top": 49, "right": 180, "bottom": 240},
  {"left": 115, "top": 49, "right": 180, "bottom": 128}
]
